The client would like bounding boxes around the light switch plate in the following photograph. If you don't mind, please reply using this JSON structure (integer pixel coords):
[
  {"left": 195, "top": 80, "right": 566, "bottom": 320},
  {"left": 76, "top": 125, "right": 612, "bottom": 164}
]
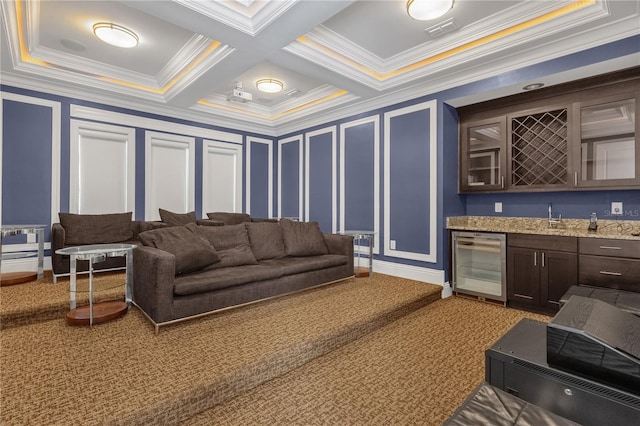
[
  {"left": 611, "top": 202, "right": 623, "bottom": 215},
  {"left": 390, "top": 240, "right": 396, "bottom": 250},
  {"left": 495, "top": 202, "right": 503, "bottom": 213}
]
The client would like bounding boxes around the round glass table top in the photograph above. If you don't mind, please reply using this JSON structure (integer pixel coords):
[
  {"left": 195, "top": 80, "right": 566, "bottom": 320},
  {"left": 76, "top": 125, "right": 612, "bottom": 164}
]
[{"left": 56, "top": 243, "right": 136, "bottom": 257}]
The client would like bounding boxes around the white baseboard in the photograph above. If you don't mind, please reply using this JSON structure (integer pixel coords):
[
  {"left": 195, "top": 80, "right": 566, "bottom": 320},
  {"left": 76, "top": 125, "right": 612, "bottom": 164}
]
[
  {"left": 1, "top": 256, "right": 52, "bottom": 273},
  {"left": 372, "top": 259, "right": 445, "bottom": 286}
]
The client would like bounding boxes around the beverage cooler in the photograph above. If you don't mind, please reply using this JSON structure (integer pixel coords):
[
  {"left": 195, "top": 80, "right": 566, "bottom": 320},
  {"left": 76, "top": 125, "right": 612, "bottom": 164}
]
[{"left": 451, "top": 231, "right": 506, "bottom": 304}]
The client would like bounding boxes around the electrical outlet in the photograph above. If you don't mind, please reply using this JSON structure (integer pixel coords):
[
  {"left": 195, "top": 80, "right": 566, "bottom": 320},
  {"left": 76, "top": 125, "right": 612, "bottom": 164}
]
[
  {"left": 495, "top": 202, "right": 502, "bottom": 213},
  {"left": 27, "top": 234, "right": 36, "bottom": 243},
  {"left": 390, "top": 240, "right": 396, "bottom": 250},
  {"left": 611, "top": 202, "right": 623, "bottom": 215}
]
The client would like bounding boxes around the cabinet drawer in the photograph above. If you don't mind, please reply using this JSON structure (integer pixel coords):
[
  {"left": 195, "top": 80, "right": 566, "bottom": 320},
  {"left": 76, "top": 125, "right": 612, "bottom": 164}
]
[
  {"left": 508, "top": 233, "right": 577, "bottom": 252},
  {"left": 578, "top": 254, "right": 640, "bottom": 292},
  {"left": 579, "top": 238, "right": 640, "bottom": 259}
]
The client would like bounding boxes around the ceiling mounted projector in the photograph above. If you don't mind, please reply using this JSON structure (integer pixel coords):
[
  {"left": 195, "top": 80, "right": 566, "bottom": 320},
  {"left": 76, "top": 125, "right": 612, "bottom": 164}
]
[{"left": 227, "top": 82, "right": 252, "bottom": 103}]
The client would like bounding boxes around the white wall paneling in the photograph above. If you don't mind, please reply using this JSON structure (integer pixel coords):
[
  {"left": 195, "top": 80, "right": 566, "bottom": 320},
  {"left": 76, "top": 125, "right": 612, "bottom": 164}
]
[
  {"left": 339, "top": 116, "right": 380, "bottom": 255},
  {"left": 383, "top": 100, "right": 438, "bottom": 263},
  {"left": 69, "top": 120, "right": 135, "bottom": 215},
  {"left": 0, "top": 92, "right": 61, "bottom": 226},
  {"left": 246, "top": 137, "right": 273, "bottom": 218},
  {"left": 305, "top": 126, "right": 337, "bottom": 232},
  {"left": 145, "top": 131, "right": 195, "bottom": 221},
  {"left": 202, "top": 139, "right": 243, "bottom": 216},
  {"left": 278, "top": 135, "right": 303, "bottom": 220}
]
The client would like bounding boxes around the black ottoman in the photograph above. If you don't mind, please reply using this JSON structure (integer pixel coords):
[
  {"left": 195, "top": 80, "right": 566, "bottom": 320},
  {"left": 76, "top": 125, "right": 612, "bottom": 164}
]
[
  {"left": 445, "top": 382, "right": 579, "bottom": 425},
  {"left": 559, "top": 285, "right": 640, "bottom": 316}
]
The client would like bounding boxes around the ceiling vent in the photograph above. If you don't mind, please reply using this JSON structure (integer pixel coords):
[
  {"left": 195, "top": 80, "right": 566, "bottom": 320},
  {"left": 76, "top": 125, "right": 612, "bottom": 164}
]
[
  {"left": 425, "top": 18, "right": 458, "bottom": 38},
  {"left": 285, "top": 88, "right": 303, "bottom": 97},
  {"left": 227, "top": 82, "right": 253, "bottom": 103}
]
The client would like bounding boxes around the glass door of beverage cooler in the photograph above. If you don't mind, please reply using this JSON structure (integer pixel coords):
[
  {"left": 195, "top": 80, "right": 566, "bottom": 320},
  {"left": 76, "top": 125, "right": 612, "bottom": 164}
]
[{"left": 452, "top": 231, "right": 506, "bottom": 303}]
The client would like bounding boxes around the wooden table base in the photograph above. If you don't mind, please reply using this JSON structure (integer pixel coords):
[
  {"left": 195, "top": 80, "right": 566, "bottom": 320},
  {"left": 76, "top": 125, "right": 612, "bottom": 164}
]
[
  {"left": 354, "top": 266, "right": 371, "bottom": 278},
  {"left": 1, "top": 271, "right": 38, "bottom": 286},
  {"left": 66, "top": 301, "right": 128, "bottom": 326}
]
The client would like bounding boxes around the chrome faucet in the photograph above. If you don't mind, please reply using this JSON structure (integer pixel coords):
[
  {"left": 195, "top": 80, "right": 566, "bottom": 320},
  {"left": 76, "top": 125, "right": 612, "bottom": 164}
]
[{"left": 548, "top": 203, "right": 563, "bottom": 228}]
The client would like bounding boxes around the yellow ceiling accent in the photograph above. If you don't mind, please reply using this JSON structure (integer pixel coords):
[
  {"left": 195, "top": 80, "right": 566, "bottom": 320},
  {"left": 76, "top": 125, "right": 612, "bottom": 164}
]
[
  {"left": 198, "top": 89, "right": 350, "bottom": 120},
  {"left": 14, "top": 0, "right": 222, "bottom": 95},
  {"left": 298, "top": 0, "right": 596, "bottom": 81}
]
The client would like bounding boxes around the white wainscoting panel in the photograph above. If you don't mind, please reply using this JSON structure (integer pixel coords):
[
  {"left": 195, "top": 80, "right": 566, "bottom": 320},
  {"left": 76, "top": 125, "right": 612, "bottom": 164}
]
[
  {"left": 202, "top": 140, "right": 243, "bottom": 216},
  {"left": 339, "top": 115, "right": 380, "bottom": 255},
  {"left": 70, "top": 120, "right": 135, "bottom": 214},
  {"left": 383, "top": 100, "right": 438, "bottom": 263},
  {"left": 145, "top": 131, "right": 195, "bottom": 221},
  {"left": 278, "top": 135, "right": 303, "bottom": 220},
  {"left": 305, "top": 126, "right": 337, "bottom": 232},
  {"left": 246, "top": 137, "right": 273, "bottom": 218}
]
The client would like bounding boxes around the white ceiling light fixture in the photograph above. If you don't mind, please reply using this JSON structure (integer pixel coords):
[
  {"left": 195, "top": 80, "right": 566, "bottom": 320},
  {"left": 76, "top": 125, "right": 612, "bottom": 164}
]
[
  {"left": 256, "top": 78, "right": 283, "bottom": 93},
  {"left": 407, "top": 0, "right": 454, "bottom": 21},
  {"left": 93, "top": 22, "right": 139, "bottom": 48}
]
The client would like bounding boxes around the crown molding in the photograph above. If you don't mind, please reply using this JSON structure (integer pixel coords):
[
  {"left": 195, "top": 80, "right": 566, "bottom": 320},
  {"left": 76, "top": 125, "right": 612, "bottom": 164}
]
[
  {"left": 156, "top": 34, "right": 224, "bottom": 87},
  {"left": 173, "top": 0, "right": 297, "bottom": 36}
]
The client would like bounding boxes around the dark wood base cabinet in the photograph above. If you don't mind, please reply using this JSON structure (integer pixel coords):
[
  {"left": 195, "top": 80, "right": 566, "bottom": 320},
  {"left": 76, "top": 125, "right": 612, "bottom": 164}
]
[{"left": 507, "top": 234, "right": 577, "bottom": 314}]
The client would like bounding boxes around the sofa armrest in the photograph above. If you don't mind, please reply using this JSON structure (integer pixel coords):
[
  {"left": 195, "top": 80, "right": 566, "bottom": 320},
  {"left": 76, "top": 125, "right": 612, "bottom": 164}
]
[
  {"left": 324, "top": 233, "right": 354, "bottom": 258},
  {"left": 133, "top": 246, "right": 177, "bottom": 324},
  {"left": 51, "top": 223, "right": 66, "bottom": 275}
]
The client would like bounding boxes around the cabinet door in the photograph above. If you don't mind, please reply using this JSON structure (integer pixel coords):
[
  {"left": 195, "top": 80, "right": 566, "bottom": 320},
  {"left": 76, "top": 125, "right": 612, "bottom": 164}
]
[
  {"left": 460, "top": 117, "right": 506, "bottom": 192},
  {"left": 573, "top": 93, "right": 640, "bottom": 188},
  {"left": 507, "top": 247, "right": 540, "bottom": 308},
  {"left": 508, "top": 105, "right": 571, "bottom": 190},
  {"left": 540, "top": 250, "right": 577, "bottom": 311}
]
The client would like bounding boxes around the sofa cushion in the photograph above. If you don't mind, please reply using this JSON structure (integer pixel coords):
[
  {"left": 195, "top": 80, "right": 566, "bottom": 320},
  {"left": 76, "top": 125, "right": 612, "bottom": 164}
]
[
  {"left": 245, "top": 222, "right": 286, "bottom": 260},
  {"left": 59, "top": 212, "right": 134, "bottom": 245},
  {"left": 259, "top": 255, "right": 347, "bottom": 276},
  {"left": 279, "top": 219, "right": 328, "bottom": 256},
  {"left": 159, "top": 209, "right": 198, "bottom": 226},
  {"left": 188, "top": 223, "right": 258, "bottom": 268},
  {"left": 174, "top": 264, "right": 284, "bottom": 296},
  {"left": 138, "top": 226, "right": 220, "bottom": 275},
  {"left": 206, "top": 212, "right": 251, "bottom": 225}
]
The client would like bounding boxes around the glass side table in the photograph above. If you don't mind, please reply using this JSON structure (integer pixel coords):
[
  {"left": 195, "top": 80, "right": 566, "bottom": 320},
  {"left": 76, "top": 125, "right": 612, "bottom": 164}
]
[
  {"left": 56, "top": 243, "right": 135, "bottom": 326},
  {"left": 341, "top": 230, "right": 375, "bottom": 278},
  {"left": 0, "top": 224, "right": 46, "bottom": 286}
]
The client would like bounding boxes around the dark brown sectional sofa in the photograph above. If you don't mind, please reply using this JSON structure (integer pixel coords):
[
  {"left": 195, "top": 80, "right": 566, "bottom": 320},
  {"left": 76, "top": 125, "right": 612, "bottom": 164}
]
[{"left": 133, "top": 219, "right": 354, "bottom": 333}]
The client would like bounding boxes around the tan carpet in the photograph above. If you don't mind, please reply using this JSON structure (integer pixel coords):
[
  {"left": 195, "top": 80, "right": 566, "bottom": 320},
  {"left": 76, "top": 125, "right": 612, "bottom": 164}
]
[
  {"left": 184, "top": 296, "right": 550, "bottom": 425},
  {"left": 0, "top": 272, "right": 125, "bottom": 329},
  {"left": 1, "top": 273, "right": 448, "bottom": 425}
]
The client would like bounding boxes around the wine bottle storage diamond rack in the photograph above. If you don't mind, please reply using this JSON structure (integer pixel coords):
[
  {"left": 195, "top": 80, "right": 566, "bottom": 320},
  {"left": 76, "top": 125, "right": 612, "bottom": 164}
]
[{"left": 511, "top": 108, "right": 568, "bottom": 187}]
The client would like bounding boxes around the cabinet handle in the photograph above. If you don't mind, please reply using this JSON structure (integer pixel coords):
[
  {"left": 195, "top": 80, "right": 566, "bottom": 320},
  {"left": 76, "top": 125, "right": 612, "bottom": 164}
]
[
  {"left": 534, "top": 252, "right": 537, "bottom": 267},
  {"left": 542, "top": 252, "right": 545, "bottom": 268},
  {"left": 574, "top": 172, "right": 578, "bottom": 186},
  {"left": 599, "top": 246, "right": 622, "bottom": 250},
  {"left": 599, "top": 271, "right": 622, "bottom": 276}
]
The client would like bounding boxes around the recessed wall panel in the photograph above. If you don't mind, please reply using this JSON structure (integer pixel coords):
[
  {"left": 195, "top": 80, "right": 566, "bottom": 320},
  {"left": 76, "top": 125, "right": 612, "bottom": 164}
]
[
  {"left": 306, "top": 127, "right": 336, "bottom": 233},
  {"left": 246, "top": 137, "right": 272, "bottom": 218},
  {"left": 278, "top": 136, "right": 302, "bottom": 219},
  {"left": 384, "top": 101, "right": 437, "bottom": 263},
  {"left": 340, "top": 116, "right": 380, "bottom": 254}
]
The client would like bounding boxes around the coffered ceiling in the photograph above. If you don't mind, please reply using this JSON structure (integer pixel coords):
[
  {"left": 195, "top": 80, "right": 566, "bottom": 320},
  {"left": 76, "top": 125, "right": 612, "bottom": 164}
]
[{"left": 1, "top": 0, "right": 639, "bottom": 135}]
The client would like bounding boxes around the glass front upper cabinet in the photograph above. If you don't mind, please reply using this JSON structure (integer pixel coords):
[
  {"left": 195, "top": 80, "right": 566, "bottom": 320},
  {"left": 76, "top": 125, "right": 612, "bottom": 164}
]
[
  {"left": 576, "top": 94, "right": 639, "bottom": 187},
  {"left": 460, "top": 117, "right": 507, "bottom": 192}
]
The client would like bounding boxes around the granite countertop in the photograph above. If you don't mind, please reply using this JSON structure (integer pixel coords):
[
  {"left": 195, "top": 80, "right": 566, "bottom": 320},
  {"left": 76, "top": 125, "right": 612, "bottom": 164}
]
[{"left": 446, "top": 216, "right": 640, "bottom": 240}]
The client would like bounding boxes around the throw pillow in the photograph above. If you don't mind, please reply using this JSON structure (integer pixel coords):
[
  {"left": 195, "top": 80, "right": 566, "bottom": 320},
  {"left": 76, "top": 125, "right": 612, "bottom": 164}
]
[
  {"left": 59, "top": 212, "right": 133, "bottom": 245},
  {"left": 138, "top": 225, "right": 220, "bottom": 275},
  {"left": 279, "top": 218, "right": 328, "bottom": 256},
  {"left": 159, "top": 209, "right": 197, "bottom": 227},
  {"left": 189, "top": 223, "right": 258, "bottom": 268},
  {"left": 245, "top": 222, "right": 286, "bottom": 260}
]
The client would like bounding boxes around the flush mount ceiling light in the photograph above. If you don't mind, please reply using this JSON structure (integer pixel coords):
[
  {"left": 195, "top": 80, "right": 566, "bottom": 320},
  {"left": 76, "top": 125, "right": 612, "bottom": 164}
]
[
  {"left": 93, "top": 22, "right": 139, "bottom": 48},
  {"left": 523, "top": 83, "right": 545, "bottom": 91},
  {"left": 256, "top": 78, "right": 283, "bottom": 93},
  {"left": 407, "top": 0, "right": 453, "bottom": 21}
]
